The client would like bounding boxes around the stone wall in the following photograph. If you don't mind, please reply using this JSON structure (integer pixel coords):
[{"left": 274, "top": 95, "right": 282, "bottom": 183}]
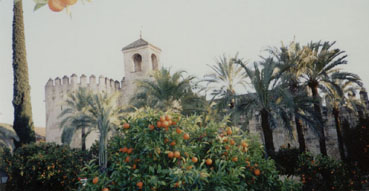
[{"left": 45, "top": 74, "right": 121, "bottom": 148}]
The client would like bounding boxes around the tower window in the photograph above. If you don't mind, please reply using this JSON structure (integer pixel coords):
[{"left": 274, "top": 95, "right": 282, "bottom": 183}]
[
  {"left": 151, "top": 54, "right": 158, "bottom": 70},
  {"left": 133, "top": 54, "right": 142, "bottom": 72}
]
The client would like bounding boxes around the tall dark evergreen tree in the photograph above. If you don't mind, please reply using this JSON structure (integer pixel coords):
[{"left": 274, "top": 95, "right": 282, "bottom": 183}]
[{"left": 12, "top": 0, "right": 36, "bottom": 147}]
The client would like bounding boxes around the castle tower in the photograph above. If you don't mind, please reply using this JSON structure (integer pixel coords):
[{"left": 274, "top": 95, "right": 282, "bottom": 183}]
[{"left": 120, "top": 38, "right": 161, "bottom": 105}]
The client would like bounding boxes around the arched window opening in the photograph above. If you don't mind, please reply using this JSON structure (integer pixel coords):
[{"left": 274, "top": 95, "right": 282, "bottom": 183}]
[
  {"left": 151, "top": 54, "right": 158, "bottom": 70},
  {"left": 133, "top": 54, "right": 142, "bottom": 72}
]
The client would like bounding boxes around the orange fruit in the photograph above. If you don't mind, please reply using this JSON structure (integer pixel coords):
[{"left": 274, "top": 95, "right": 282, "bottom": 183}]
[
  {"left": 164, "top": 138, "right": 169, "bottom": 144},
  {"left": 132, "top": 164, "right": 136, "bottom": 170},
  {"left": 148, "top": 124, "right": 155, "bottom": 130},
  {"left": 206, "top": 158, "right": 213, "bottom": 166},
  {"left": 123, "top": 123, "right": 130, "bottom": 129},
  {"left": 226, "top": 127, "right": 232, "bottom": 135},
  {"left": 137, "top": 181, "right": 143, "bottom": 188},
  {"left": 61, "top": 0, "right": 77, "bottom": 6},
  {"left": 241, "top": 141, "right": 248, "bottom": 148},
  {"left": 232, "top": 157, "right": 238, "bottom": 162},
  {"left": 125, "top": 156, "right": 130, "bottom": 162},
  {"left": 186, "top": 165, "right": 193, "bottom": 170},
  {"left": 174, "top": 151, "right": 181, "bottom": 158},
  {"left": 174, "top": 181, "right": 180, "bottom": 187},
  {"left": 48, "top": 0, "right": 65, "bottom": 12},
  {"left": 127, "top": 148, "right": 133, "bottom": 154},
  {"left": 165, "top": 115, "right": 172, "bottom": 121},
  {"left": 157, "top": 121, "right": 162, "bottom": 128},
  {"left": 92, "top": 177, "right": 98, "bottom": 184},
  {"left": 183, "top": 133, "right": 190, "bottom": 140},
  {"left": 225, "top": 145, "right": 230, "bottom": 150},
  {"left": 172, "top": 121, "right": 177, "bottom": 125},
  {"left": 167, "top": 120, "right": 172, "bottom": 126},
  {"left": 119, "top": 148, "right": 124, "bottom": 153},
  {"left": 229, "top": 139, "right": 235, "bottom": 145},
  {"left": 162, "top": 121, "right": 169, "bottom": 128},
  {"left": 122, "top": 147, "right": 128, "bottom": 153},
  {"left": 102, "top": 188, "right": 109, "bottom": 191},
  {"left": 168, "top": 151, "right": 174, "bottom": 158},
  {"left": 254, "top": 168, "right": 260, "bottom": 176},
  {"left": 170, "top": 141, "right": 176, "bottom": 146},
  {"left": 160, "top": 116, "right": 166, "bottom": 122},
  {"left": 223, "top": 138, "right": 228, "bottom": 143},
  {"left": 176, "top": 128, "right": 182, "bottom": 134},
  {"left": 192, "top": 157, "right": 198, "bottom": 163}
]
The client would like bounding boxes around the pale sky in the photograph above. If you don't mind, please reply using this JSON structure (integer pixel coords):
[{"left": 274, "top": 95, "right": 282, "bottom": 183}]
[{"left": 1, "top": 0, "right": 369, "bottom": 127}]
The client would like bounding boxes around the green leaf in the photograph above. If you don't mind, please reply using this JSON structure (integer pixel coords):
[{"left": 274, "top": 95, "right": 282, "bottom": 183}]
[{"left": 33, "top": 2, "right": 47, "bottom": 11}]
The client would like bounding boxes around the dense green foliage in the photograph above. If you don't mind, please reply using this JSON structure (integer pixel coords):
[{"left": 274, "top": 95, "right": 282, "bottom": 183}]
[
  {"left": 78, "top": 109, "right": 301, "bottom": 191},
  {"left": 12, "top": 0, "right": 36, "bottom": 147},
  {"left": 296, "top": 153, "right": 363, "bottom": 191},
  {"left": 2, "top": 142, "right": 90, "bottom": 191}
]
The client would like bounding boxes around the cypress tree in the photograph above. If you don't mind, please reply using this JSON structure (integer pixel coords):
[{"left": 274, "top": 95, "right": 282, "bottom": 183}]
[{"left": 12, "top": 0, "right": 36, "bottom": 147}]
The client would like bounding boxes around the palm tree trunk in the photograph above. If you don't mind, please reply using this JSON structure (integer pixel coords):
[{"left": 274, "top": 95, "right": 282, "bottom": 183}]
[
  {"left": 12, "top": 0, "right": 36, "bottom": 148},
  {"left": 332, "top": 107, "right": 345, "bottom": 160},
  {"left": 81, "top": 126, "right": 86, "bottom": 151},
  {"left": 309, "top": 82, "right": 328, "bottom": 156},
  {"left": 260, "top": 109, "right": 275, "bottom": 157},
  {"left": 295, "top": 115, "right": 306, "bottom": 153}
]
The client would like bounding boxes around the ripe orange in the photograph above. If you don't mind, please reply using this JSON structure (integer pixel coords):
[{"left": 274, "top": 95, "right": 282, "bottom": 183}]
[
  {"left": 241, "top": 141, "right": 248, "bottom": 148},
  {"left": 229, "top": 139, "right": 235, "bottom": 145},
  {"left": 192, "top": 157, "right": 198, "bottom": 163},
  {"left": 162, "top": 121, "right": 169, "bottom": 128},
  {"left": 125, "top": 156, "right": 130, "bottom": 162},
  {"left": 183, "top": 133, "right": 190, "bottom": 140},
  {"left": 160, "top": 116, "right": 165, "bottom": 122},
  {"left": 170, "top": 141, "right": 176, "bottom": 146},
  {"left": 174, "top": 151, "right": 181, "bottom": 158},
  {"left": 206, "top": 158, "right": 213, "bottom": 166},
  {"left": 232, "top": 157, "right": 238, "bottom": 162},
  {"left": 92, "top": 177, "right": 98, "bottom": 184},
  {"left": 174, "top": 181, "right": 180, "bottom": 188},
  {"left": 48, "top": 0, "right": 65, "bottom": 12},
  {"left": 176, "top": 128, "right": 182, "bottom": 134},
  {"left": 254, "top": 168, "right": 261, "bottom": 176},
  {"left": 165, "top": 115, "right": 172, "bottom": 121},
  {"left": 157, "top": 121, "right": 162, "bottom": 128},
  {"left": 127, "top": 148, "right": 133, "bottom": 154},
  {"left": 186, "top": 165, "right": 193, "bottom": 170},
  {"left": 123, "top": 123, "right": 130, "bottom": 129},
  {"left": 168, "top": 151, "right": 174, "bottom": 158},
  {"left": 61, "top": 0, "right": 77, "bottom": 6},
  {"left": 102, "top": 188, "right": 109, "bottom": 191},
  {"left": 225, "top": 145, "right": 230, "bottom": 150},
  {"left": 137, "top": 181, "right": 143, "bottom": 189},
  {"left": 119, "top": 148, "right": 124, "bottom": 153},
  {"left": 172, "top": 121, "right": 177, "bottom": 125},
  {"left": 226, "top": 127, "right": 232, "bottom": 135},
  {"left": 132, "top": 164, "right": 136, "bottom": 170},
  {"left": 223, "top": 138, "right": 228, "bottom": 143},
  {"left": 122, "top": 147, "right": 128, "bottom": 153},
  {"left": 148, "top": 124, "right": 155, "bottom": 130}
]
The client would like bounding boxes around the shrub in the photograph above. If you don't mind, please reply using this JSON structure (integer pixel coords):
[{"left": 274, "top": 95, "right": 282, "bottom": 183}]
[
  {"left": 3, "top": 142, "right": 90, "bottom": 191},
  {"left": 78, "top": 109, "right": 301, "bottom": 191},
  {"left": 272, "top": 148, "right": 299, "bottom": 176},
  {"left": 296, "top": 152, "right": 362, "bottom": 191}
]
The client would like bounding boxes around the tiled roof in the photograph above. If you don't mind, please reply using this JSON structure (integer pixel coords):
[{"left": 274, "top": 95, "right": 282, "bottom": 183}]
[{"left": 122, "top": 38, "right": 161, "bottom": 51}]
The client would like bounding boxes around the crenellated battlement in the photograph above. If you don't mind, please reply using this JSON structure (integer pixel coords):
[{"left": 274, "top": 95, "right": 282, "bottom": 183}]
[{"left": 45, "top": 74, "right": 121, "bottom": 93}]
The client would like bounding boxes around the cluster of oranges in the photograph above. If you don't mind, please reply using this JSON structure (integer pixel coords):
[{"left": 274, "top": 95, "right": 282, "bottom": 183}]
[{"left": 48, "top": 0, "right": 77, "bottom": 12}]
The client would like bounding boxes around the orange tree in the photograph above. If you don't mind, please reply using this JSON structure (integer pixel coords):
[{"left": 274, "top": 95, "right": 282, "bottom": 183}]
[{"left": 78, "top": 108, "right": 300, "bottom": 190}]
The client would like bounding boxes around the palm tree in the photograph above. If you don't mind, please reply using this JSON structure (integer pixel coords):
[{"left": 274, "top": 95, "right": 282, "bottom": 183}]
[
  {"left": 235, "top": 58, "right": 292, "bottom": 157},
  {"left": 131, "top": 67, "right": 204, "bottom": 114},
  {"left": 59, "top": 88, "right": 94, "bottom": 151},
  {"left": 302, "top": 41, "right": 357, "bottom": 156},
  {"left": 87, "top": 93, "right": 120, "bottom": 171},
  {"left": 202, "top": 55, "right": 247, "bottom": 123},
  {"left": 323, "top": 75, "right": 362, "bottom": 160},
  {"left": 12, "top": 0, "right": 36, "bottom": 147},
  {"left": 269, "top": 41, "right": 320, "bottom": 153}
]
